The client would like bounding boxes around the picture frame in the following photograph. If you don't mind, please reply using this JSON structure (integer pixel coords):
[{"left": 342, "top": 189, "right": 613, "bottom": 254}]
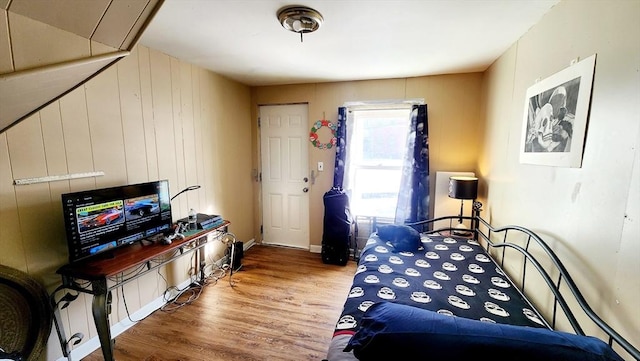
[{"left": 519, "top": 54, "right": 596, "bottom": 168}]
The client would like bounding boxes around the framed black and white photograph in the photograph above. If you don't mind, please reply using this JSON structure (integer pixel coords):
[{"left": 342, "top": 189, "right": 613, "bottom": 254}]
[{"left": 520, "top": 54, "right": 596, "bottom": 167}]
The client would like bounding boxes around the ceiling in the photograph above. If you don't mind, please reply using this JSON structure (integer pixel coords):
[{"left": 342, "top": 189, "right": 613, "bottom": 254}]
[{"left": 139, "top": 0, "right": 560, "bottom": 87}]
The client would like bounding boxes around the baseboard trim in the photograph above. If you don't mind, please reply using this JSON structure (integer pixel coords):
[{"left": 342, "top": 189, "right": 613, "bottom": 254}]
[
  {"left": 244, "top": 238, "right": 255, "bottom": 250},
  {"left": 309, "top": 245, "right": 322, "bottom": 253}
]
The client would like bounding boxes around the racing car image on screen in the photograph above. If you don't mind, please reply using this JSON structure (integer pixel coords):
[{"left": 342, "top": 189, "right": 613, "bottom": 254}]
[
  {"left": 125, "top": 197, "right": 160, "bottom": 217},
  {"left": 79, "top": 208, "right": 124, "bottom": 231}
]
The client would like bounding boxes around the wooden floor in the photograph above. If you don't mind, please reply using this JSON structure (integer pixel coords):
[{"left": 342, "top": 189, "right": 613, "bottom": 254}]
[{"left": 82, "top": 245, "right": 356, "bottom": 361}]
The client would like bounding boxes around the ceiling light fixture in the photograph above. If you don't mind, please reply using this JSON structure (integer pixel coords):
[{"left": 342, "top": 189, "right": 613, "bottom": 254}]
[{"left": 277, "top": 5, "right": 324, "bottom": 43}]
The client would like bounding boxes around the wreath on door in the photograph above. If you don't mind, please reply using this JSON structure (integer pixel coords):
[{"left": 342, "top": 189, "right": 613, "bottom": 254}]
[{"left": 309, "top": 120, "right": 337, "bottom": 149}]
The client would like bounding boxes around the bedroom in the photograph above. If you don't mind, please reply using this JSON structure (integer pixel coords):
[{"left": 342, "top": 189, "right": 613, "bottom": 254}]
[{"left": 0, "top": 0, "right": 637, "bottom": 360}]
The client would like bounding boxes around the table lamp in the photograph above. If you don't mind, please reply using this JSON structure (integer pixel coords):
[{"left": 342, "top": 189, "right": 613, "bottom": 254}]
[
  {"left": 170, "top": 185, "right": 201, "bottom": 201},
  {"left": 448, "top": 176, "right": 478, "bottom": 236}
]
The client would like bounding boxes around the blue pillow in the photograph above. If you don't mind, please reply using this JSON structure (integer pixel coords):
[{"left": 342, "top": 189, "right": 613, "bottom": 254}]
[
  {"left": 345, "top": 302, "right": 624, "bottom": 361},
  {"left": 376, "top": 224, "right": 421, "bottom": 252}
]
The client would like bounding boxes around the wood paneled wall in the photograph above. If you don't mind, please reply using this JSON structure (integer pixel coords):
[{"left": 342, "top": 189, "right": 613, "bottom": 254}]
[{"left": 0, "top": 44, "right": 253, "bottom": 360}]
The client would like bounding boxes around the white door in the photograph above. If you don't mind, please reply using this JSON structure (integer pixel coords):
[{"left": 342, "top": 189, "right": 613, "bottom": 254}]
[{"left": 260, "top": 104, "right": 310, "bottom": 249}]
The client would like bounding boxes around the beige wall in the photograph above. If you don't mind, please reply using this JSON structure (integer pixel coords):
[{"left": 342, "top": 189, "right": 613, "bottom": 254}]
[
  {"left": 2, "top": 0, "right": 638, "bottom": 359},
  {"left": 0, "top": 40, "right": 252, "bottom": 359},
  {"left": 479, "top": 0, "right": 639, "bottom": 356},
  {"left": 251, "top": 73, "right": 484, "bottom": 247}
]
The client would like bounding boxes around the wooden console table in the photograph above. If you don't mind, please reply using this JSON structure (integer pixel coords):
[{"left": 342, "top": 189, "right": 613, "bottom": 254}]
[{"left": 53, "top": 221, "right": 229, "bottom": 361}]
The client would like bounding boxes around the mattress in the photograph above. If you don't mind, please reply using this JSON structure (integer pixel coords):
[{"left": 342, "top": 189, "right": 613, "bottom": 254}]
[{"left": 326, "top": 232, "right": 547, "bottom": 361}]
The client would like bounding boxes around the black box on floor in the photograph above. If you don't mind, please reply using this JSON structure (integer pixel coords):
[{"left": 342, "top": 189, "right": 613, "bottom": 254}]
[{"left": 229, "top": 241, "right": 243, "bottom": 272}]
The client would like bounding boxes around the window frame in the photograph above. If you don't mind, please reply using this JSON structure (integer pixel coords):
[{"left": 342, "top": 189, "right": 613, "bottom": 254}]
[{"left": 345, "top": 107, "right": 412, "bottom": 218}]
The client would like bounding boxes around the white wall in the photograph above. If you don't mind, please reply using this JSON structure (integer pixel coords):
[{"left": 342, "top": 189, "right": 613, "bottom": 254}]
[{"left": 480, "top": 0, "right": 639, "bottom": 357}]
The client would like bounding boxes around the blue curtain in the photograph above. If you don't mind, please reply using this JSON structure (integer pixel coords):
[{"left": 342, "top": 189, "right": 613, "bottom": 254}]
[
  {"left": 332, "top": 107, "right": 348, "bottom": 188},
  {"left": 395, "top": 104, "right": 429, "bottom": 224}
]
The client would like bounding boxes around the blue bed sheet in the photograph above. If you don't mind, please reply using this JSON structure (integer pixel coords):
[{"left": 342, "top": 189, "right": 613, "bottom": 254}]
[{"left": 332, "top": 232, "right": 547, "bottom": 340}]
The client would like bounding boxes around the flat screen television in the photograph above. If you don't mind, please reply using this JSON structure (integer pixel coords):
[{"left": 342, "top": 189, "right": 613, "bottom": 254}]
[{"left": 61, "top": 180, "right": 173, "bottom": 263}]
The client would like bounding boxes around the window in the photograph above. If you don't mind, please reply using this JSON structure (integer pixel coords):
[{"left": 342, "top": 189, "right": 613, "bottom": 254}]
[{"left": 346, "top": 108, "right": 412, "bottom": 218}]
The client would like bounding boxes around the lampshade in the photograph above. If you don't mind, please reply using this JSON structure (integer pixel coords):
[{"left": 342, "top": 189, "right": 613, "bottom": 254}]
[{"left": 448, "top": 176, "right": 478, "bottom": 200}]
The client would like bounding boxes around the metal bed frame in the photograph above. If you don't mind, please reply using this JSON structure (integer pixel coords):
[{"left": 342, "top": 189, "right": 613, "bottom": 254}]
[{"left": 403, "top": 202, "right": 639, "bottom": 360}]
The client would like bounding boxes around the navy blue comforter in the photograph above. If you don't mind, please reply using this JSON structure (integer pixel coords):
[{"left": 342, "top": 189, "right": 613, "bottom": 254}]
[{"left": 333, "top": 233, "right": 547, "bottom": 338}]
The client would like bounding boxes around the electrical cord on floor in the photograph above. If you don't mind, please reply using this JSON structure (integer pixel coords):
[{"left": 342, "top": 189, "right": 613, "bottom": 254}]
[
  {"left": 120, "top": 255, "right": 233, "bottom": 322},
  {"left": 219, "top": 263, "right": 236, "bottom": 287},
  {"left": 200, "top": 262, "right": 226, "bottom": 286},
  {"left": 158, "top": 268, "right": 200, "bottom": 313},
  {"left": 121, "top": 276, "right": 169, "bottom": 324},
  {"left": 160, "top": 260, "right": 229, "bottom": 312},
  {"left": 122, "top": 288, "right": 151, "bottom": 323},
  {"left": 160, "top": 282, "right": 204, "bottom": 313},
  {"left": 119, "top": 263, "right": 173, "bottom": 324}
]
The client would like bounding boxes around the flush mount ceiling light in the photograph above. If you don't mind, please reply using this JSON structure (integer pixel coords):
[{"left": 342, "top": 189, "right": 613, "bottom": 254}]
[{"left": 277, "top": 5, "right": 324, "bottom": 43}]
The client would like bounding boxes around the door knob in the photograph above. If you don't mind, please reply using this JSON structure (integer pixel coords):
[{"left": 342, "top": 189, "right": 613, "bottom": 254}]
[
  {"left": 303, "top": 177, "right": 309, "bottom": 183},
  {"left": 303, "top": 187, "right": 309, "bottom": 193}
]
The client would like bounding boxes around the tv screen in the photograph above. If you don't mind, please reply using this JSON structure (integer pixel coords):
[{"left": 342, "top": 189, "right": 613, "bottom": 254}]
[{"left": 61, "top": 180, "right": 173, "bottom": 263}]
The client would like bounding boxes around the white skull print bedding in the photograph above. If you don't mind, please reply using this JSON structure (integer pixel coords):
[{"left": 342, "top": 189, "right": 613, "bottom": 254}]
[{"left": 326, "top": 233, "right": 547, "bottom": 361}]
